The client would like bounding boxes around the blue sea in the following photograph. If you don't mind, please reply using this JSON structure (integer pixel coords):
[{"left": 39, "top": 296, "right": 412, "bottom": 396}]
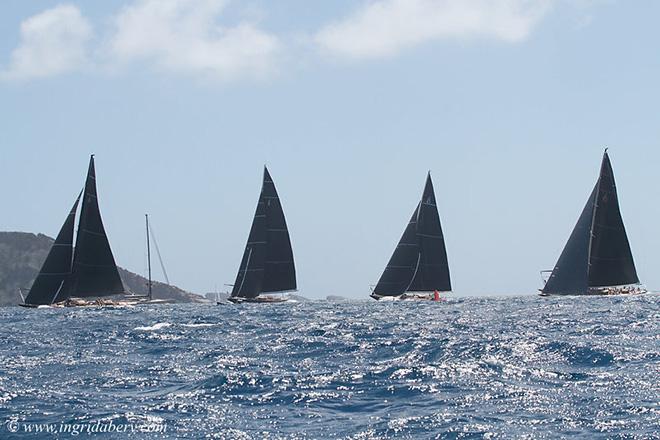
[{"left": 0, "top": 295, "right": 658, "bottom": 439}]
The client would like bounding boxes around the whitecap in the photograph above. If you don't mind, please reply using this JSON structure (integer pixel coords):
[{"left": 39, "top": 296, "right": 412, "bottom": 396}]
[
  {"left": 134, "top": 322, "right": 172, "bottom": 331},
  {"left": 181, "top": 323, "right": 216, "bottom": 328}
]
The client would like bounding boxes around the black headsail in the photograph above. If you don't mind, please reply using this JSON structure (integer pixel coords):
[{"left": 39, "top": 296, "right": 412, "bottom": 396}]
[
  {"left": 231, "top": 167, "right": 296, "bottom": 298},
  {"left": 24, "top": 194, "right": 81, "bottom": 305},
  {"left": 543, "top": 150, "right": 639, "bottom": 295},
  {"left": 542, "top": 187, "right": 596, "bottom": 295},
  {"left": 63, "top": 155, "right": 124, "bottom": 298},
  {"left": 374, "top": 173, "right": 451, "bottom": 296}
]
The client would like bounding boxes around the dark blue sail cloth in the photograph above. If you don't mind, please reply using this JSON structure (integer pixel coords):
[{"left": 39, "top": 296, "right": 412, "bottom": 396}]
[
  {"left": 408, "top": 174, "right": 452, "bottom": 292},
  {"left": 373, "top": 205, "right": 421, "bottom": 296},
  {"left": 231, "top": 167, "right": 297, "bottom": 298},
  {"left": 543, "top": 151, "right": 639, "bottom": 295},
  {"left": 24, "top": 195, "right": 80, "bottom": 305},
  {"left": 374, "top": 173, "right": 451, "bottom": 296},
  {"left": 542, "top": 187, "right": 596, "bottom": 295},
  {"left": 62, "top": 155, "right": 124, "bottom": 298},
  {"left": 588, "top": 153, "right": 639, "bottom": 287}
]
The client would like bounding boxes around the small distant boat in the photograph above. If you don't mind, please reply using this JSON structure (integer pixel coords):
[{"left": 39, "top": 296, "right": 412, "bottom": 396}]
[
  {"left": 19, "top": 155, "right": 130, "bottom": 308},
  {"left": 540, "top": 150, "right": 646, "bottom": 296},
  {"left": 227, "top": 167, "right": 297, "bottom": 304},
  {"left": 136, "top": 214, "right": 175, "bottom": 305},
  {"left": 371, "top": 172, "right": 451, "bottom": 301}
]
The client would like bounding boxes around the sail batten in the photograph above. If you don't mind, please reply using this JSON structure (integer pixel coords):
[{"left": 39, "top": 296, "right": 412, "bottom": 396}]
[
  {"left": 374, "top": 173, "right": 451, "bottom": 297},
  {"left": 231, "top": 167, "right": 296, "bottom": 298},
  {"left": 543, "top": 151, "right": 640, "bottom": 295}
]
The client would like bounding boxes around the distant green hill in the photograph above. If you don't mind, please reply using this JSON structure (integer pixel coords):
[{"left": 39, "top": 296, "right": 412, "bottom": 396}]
[{"left": 0, "top": 231, "right": 205, "bottom": 306}]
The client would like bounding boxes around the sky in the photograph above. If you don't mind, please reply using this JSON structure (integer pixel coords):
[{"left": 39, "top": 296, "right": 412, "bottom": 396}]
[{"left": 1, "top": 0, "right": 660, "bottom": 299}]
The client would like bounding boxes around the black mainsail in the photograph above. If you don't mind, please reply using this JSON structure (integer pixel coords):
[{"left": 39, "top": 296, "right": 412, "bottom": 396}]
[
  {"left": 64, "top": 155, "right": 124, "bottom": 298},
  {"left": 231, "top": 167, "right": 296, "bottom": 299},
  {"left": 24, "top": 195, "right": 80, "bottom": 305},
  {"left": 23, "top": 155, "right": 124, "bottom": 306},
  {"left": 373, "top": 173, "right": 451, "bottom": 298},
  {"left": 542, "top": 150, "right": 639, "bottom": 295}
]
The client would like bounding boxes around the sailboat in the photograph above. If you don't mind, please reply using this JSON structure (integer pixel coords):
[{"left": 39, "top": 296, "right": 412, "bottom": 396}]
[
  {"left": 371, "top": 172, "right": 451, "bottom": 301},
  {"left": 540, "top": 150, "right": 645, "bottom": 296},
  {"left": 139, "top": 214, "right": 175, "bottom": 305},
  {"left": 227, "top": 166, "right": 297, "bottom": 304},
  {"left": 19, "top": 155, "right": 127, "bottom": 308}
]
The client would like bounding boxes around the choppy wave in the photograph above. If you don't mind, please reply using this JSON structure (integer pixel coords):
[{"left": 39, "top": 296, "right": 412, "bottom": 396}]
[
  {"left": 1, "top": 295, "right": 658, "bottom": 438},
  {"left": 134, "top": 322, "right": 172, "bottom": 331}
]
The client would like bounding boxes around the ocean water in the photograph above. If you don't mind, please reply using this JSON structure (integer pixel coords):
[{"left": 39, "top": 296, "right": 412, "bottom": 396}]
[{"left": 0, "top": 296, "right": 658, "bottom": 439}]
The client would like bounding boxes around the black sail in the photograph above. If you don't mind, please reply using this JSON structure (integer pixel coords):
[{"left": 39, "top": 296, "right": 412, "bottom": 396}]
[
  {"left": 588, "top": 152, "right": 639, "bottom": 287},
  {"left": 374, "top": 173, "right": 451, "bottom": 296},
  {"left": 408, "top": 174, "right": 452, "bottom": 292},
  {"left": 542, "top": 186, "right": 596, "bottom": 295},
  {"left": 64, "top": 156, "right": 124, "bottom": 298},
  {"left": 231, "top": 190, "right": 267, "bottom": 298},
  {"left": 373, "top": 204, "right": 421, "bottom": 296},
  {"left": 543, "top": 150, "right": 639, "bottom": 295},
  {"left": 231, "top": 167, "right": 296, "bottom": 298},
  {"left": 261, "top": 167, "right": 296, "bottom": 293},
  {"left": 24, "top": 195, "right": 80, "bottom": 305}
]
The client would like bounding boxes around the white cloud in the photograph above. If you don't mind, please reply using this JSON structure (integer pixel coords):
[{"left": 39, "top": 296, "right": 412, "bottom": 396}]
[
  {"left": 1, "top": 4, "right": 92, "bottom": 80},
  {"left": 315, "top": 0, "right": 554, "bottom": 59},
  {"left": 1, "top": 0, "right": 565, "bottom": 81},
  {"left": 108, "top": 0, "right": 281, "bottom": 80}
]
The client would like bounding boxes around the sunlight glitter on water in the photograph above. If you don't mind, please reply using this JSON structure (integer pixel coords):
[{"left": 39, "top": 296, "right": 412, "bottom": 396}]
[{"left": 0, "top": 295, "right": 658, "bottom": 438}]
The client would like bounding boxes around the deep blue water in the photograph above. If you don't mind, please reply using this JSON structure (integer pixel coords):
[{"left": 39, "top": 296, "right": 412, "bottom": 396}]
[{"left": 0, "top": 295, "right": 658, "bottom": 439}]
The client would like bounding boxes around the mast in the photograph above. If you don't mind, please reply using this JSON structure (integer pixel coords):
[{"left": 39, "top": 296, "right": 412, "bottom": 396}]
[{"left": 146, "top": 214, "right": 152, "bottom": 301}]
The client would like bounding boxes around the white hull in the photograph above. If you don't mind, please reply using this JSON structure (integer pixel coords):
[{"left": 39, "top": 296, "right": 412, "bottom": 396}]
[
  {"left": 539, "top": 284, "right": 648, "bottom": 297},
  {"left": 228, "top": 294, "right": 289, "bottom": 304},
  {"left": 370, "top": 292, "right": 449, "bottom": 301}
]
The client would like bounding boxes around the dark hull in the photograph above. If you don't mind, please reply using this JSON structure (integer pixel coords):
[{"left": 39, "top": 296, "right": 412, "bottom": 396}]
[{"left": 18, "top": 303, "right": 40, "bottom": 308}]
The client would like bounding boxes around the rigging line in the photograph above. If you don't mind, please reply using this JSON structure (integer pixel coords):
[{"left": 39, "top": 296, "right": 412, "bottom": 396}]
[
  {"left": 236, "top": 247, "right": 253, "bottom": 297},
  {"left": 148, "top": 221, "right": 170, "bottom": 285},
  {"left": 405, "top": 253, "right": 423, "bottom": 293},
  {"left": 50, "top": 279, "right": 65, "bottom": 305},
  {"left": 587, "top": 179, "right": 602, "bottom": 281},
  {"left": 146, "top": 214, "right": 152, "bottom": 301}
]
